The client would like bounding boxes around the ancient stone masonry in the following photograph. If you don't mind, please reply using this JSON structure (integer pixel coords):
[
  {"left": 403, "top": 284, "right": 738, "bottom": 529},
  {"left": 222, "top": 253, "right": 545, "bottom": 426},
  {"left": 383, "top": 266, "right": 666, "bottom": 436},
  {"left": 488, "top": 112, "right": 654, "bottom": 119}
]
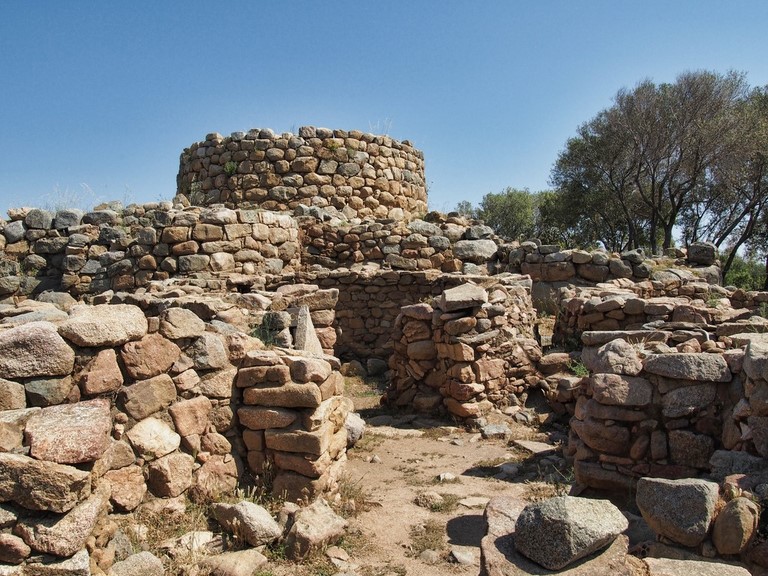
[
  {"left": 386, "top": 277, "right": 542, "bottom": 419},
  {"left": 299, "top": 216, "right": 503, "bottom": 273},
  {"left": 554, "top": 281, "right": 738, "bottom": 347},
  {"left": 0, "top": 292, "right": 349, "bottom": 569},
  {"left": 0, "top": 205, "right": 300, "bottom": 298},
  {"left": 177, "top": 127, "right": 427, "bottom": 221},
  {"left": 554, "top": 320, "right": 768, "bottom": 495}
]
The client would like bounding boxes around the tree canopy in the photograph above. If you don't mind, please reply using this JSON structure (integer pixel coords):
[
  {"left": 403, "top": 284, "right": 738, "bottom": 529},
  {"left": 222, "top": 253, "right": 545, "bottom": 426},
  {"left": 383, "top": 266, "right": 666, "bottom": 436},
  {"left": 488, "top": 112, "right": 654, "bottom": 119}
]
[{"left": 548, "top": 70, "right": 768, "bottom": 277}]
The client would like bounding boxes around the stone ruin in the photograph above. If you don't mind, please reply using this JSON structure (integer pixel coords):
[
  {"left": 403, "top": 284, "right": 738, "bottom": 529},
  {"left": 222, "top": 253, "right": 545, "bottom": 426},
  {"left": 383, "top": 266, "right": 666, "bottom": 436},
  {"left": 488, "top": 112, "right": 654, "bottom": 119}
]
[{"left": 1, "top": 127, "right": 768, "bottom": 574}]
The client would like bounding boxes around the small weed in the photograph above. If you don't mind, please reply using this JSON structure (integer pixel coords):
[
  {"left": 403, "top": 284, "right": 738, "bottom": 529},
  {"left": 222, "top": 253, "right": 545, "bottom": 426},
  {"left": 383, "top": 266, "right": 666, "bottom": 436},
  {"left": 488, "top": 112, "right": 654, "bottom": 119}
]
[
  {"left": 224, "top": 161, "right": 238, "bottom": 176},
  {"left": 567, "top": 359, "right": 589, "bottom": 378},
  {"left": 251, "top": 312, "right": 281, "bottom": 348},
  {"left": 429, "top": 493, "right": 461, "bottom": 513},
  {"left": 349, "top": 433, "right": 384, "bottom": 454},
  {"left": 334, "top": 473, "right": 376, "bottom": 517},
  {"left": 420, "top": 427, "right": 453, "bottom": 440},
  {"left": 759, "top": 303, "right": 768, "bottom": 319},
  {"left": 408, "top": 519, "right": 446, "bottom": 556},
  {"left": 522, "top": 479, "right": 570, "bottom": 502},
  {"left": 344, "top": 374, "right": 386, "bottom": 397},
  {"left": 361, "top": 564, "right": 407, "bottom": 576},
  {"left": 706, "top": 292, "right": 721, "bottom": 308}
]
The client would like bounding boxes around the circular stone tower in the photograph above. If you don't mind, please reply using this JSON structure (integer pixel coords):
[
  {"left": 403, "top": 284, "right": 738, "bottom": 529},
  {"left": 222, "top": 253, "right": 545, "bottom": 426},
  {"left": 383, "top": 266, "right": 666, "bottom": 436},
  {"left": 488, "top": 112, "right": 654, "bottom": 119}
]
[{"left": 177, "top": 126, "right": 427, "bottom": 221}]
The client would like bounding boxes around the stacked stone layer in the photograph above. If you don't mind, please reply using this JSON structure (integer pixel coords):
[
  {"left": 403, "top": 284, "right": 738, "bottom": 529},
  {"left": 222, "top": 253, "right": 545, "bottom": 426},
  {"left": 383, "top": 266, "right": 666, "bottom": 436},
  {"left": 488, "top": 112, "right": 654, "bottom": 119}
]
[
  {"left": 386, "top": 279, "right": 541, "bottom": 419},
  {"left": 177, "top": 127, "right": 427, "bottom": 221},
  {"left": 0, "top": 205, "right": 299, "bottom": 298},
  {"left": 0, "top": 295, "right": 348, "bottom": 569},
  {"left": 236, "top": 350, "right": 350, "bottom": 501}
]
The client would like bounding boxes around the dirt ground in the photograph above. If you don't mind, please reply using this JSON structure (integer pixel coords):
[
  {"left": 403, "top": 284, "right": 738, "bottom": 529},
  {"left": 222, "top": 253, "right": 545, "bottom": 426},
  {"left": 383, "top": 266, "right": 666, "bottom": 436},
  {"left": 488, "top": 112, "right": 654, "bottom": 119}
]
[{"left": 288, "top": 376, "right": 572, "bottom": 576}]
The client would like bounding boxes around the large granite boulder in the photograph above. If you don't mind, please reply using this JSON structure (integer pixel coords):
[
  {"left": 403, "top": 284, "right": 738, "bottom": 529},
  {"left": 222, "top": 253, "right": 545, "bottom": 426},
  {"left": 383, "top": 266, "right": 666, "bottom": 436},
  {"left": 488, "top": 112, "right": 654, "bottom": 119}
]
[
  {"left": 636, "top": 477, "right": 719, "bottom": 547},
  {"left": 514, "top": 496, "right": 628, "bottom": 570}
]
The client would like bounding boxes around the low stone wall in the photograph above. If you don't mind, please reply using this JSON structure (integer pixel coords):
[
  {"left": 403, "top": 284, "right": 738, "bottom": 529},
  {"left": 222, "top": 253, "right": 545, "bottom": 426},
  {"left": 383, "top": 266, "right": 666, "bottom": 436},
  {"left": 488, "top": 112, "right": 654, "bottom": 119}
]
[
  {"left": 385, "top": 279, "right": 541, "bottom": 420},
  {"left": 290, "top": 270, "right": 536, "bottom": 363},
  {"left": 0, "top": 297, "right": 348, "bottom": 570},
  {"left": 553, "top": 282, "right": 738, "bottom": 346},
  {"left": 563, "top": 331, "right": 768, "bottom": 492},
  {"left": 0, "top": 205, "right": 300, "bottom": 299},
  {"left": 502, "top": 242, "right": 720, "bottom": 286},
  {"left": 300, "top": 216, "right": 503, "bottom": 273},
  {"left": 177, "top": 127, "right": 427, "bottom": 221}
]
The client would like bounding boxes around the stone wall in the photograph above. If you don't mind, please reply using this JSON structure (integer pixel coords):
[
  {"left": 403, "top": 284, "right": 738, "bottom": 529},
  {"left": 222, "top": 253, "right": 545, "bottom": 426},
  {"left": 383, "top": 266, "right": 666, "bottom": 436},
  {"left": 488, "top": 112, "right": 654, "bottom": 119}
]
[
  {"left": 0, "top": 205, "right": 300, "bottom": 299},
  {"left": 0, "top": 296, "right": 348, "bottom": 569},
  {"left": 289, "top": 270, "right": 535, "bottom": 363},
  {"left": 560, "top": 329, "right": 768, "bottom": 493},
  {"left": 385, "top": 279, "right": 541, "bottom": 420},
  {"left": 299, "top": 216, "right": 502, "bottom": 273},
  {"left": 176, "top": 127, "right": 427, "bottom": 221}
]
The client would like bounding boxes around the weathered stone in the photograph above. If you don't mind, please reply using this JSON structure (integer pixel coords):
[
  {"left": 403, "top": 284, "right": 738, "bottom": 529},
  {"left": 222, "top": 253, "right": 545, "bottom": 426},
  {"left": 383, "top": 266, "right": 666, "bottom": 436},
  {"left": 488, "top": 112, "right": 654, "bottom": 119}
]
[
  {"left": 147, "top": 452, "right": 194, "bottom": 498},
  {"left": 16, "top": 486, "right": 108, "bottom": 557},
  {"left": 643, "top": 353, "right": 731, "bottom": 382},
  {"left": 0, "top": 321, "right": 74, "bottom": 378},
  {"left": 169, "top": 395, "right": 212, "bottom": 437},
  {"left": 109, "top": 551, "right": 164, "bottom": 576},
  {"left": 202, "top": 548, "right": 269, "bottom": 576},
  {"left": 635, "top": 477, "right": 719, "bottom": 547},
  {"left": 284, "top": 498, "right": 348, "bottom": 560},
  {"left": 103, "top": 465, "right": 146, "bottom": 511},
  {"left": 481, "top": 495, "right": 640, "bottom": 576},
  {"left": 243, "top": 383, "right": 322, "bottom": 408},
  {"left": 125, "top": 417, "right": 180, "bottom": 461},
  {"left": 25, "top": 376, "right": 73, "bottom": 407},
  {"left": 0, "top": 533, "right": 30, "bottom": 564},
  {"left": 287, "top": 357, "right": 332, "bottom": 384},
  {"left": 265, "top": 422, "right": 334, "bottom": 455},
  {"left": 453, "top": 239, "right": 498, "bottom": 263},
  {"left": 212, "top": 501, "right": 281, "bottom": 546},
  {"left": 667, "top": 430, "right": 714, "bottom": 469},
  {"left": 120, "top": 333, "right": 181, "bottom": 380},
  {"left": 687, "top": 242, "right": 717, "bottom": 265},
  {"left": 58, "top": 304, "right": 147, "bottom": 347},
  {"left": 514, "top": 496, "right": 628, "bottom": 570},
  {"left": 189, "top": 454, "right": 238, "bottom": 503},
  {"left": 0, "top": 379, "right": 26, "bottom": 411},
  {"left": 644, "top": 557, "right": 750, "bottom": 576},
  {"left": 159, "top": 307, "right": 206, "bottom": 339},
  {"left": 712, "top": 497, "right": 759, "bottom": 555},
  {"left": 345, "top": 412, "right": 366, "bottom": 447},
  {"left": 570, "top": 417, "right": 630, "bottom": 455},
  {"left": 662, "top": 383, "right": 716, "bottom": 418},
  {"left": 295, "top": 305, "right": 324, "bottom": 355},
  {"left": 121, "top": 374, "right": 177, "bottom": 420},
  {"left": 590, "top": 373, "right": 652, "bottom": 406},
  {"left": 407, "top": 340, "right": 436, "bottom": 360},
  {"left": 743, "top": 340, "right": 768, "bottom": 383},
  {"left": 238, "top": 406, "right": 297, "bottom": 430},
  {"left": 187, "top": 333, "right": 228, "bottom": 369},
  {"left": 198, "top": 367, "right": 236, "bottom": 399},
  {"left": 581, "top": 339, "right": 642, "bottom": 376},
  {"left": 77, "top": 349, "right": 123, "bottom": 395},
  {"left": 439, "top": 283, "right": 488, "bottom": 312},
  {"left": 25, "top": 399, "right": 111, "bottom": 464},
  {"left": 24, "top": 548, "right": 91, "bottom": 575},
  {"left": 91, "top": 439, "right": 135, "bottom": 479}
]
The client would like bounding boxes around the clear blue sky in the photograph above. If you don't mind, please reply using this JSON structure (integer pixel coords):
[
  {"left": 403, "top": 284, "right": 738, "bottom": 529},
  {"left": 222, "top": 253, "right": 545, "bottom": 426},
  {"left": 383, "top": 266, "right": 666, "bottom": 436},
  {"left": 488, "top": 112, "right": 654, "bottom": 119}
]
[{"left": 1, "top": 1, "right": 767, "bottom": 216}]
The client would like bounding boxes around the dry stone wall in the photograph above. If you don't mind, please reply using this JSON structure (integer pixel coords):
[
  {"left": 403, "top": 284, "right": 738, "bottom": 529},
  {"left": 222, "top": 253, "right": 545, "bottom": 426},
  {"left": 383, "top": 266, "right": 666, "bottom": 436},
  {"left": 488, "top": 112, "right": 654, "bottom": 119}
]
[
  {"left": 177, "top": 127, "right": 427, "bottom": 221},
  {"left": 385, "top": 278, "right": 541, "bottom": 419},
  {"left": 0, "top": 296, "right": 349, "bottom": 570},
  {"left": 0, "top": 205, "right": 300, "bottom": 299},
  {"left": 556, "top": 326, "right": 768, "bottom": 494}
]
